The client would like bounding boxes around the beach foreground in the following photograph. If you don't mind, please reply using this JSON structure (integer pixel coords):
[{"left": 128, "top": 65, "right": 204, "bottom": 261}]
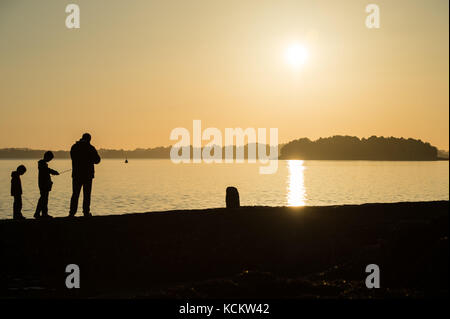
[{"left": 0, "top": 201, "right": 448, "bottom": 299}]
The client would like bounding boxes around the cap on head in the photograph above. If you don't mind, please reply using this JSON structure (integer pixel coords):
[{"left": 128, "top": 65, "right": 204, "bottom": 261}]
[
  {"left": 44, "top": 151, "right": 54, "bottom": 161},
  {"left": 81, "top": 133, "right": 91, "bottom": 142},
  {"left": 17, "top": 165, "right": 26, "bottom": 175}
]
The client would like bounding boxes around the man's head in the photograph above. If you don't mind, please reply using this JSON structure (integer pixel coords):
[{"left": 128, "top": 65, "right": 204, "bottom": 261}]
[
  {"left": 44, "top": 151, "right": 54, "bottom": 162},
  {"left": 17, "top": 165, "right": 26, "bottom": 175},
  {"left": 81, "top": 133, "right": 91, "bottom": 143}
]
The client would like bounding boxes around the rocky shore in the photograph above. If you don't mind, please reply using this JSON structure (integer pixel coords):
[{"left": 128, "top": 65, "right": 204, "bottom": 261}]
[{"left": 0, "top": 201, "right": 448, "bottom": 298}]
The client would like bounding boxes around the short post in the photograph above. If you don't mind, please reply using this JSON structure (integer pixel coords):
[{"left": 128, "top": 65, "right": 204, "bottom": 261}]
[{"left": 226, "top": 186, "right": 240, "bottom": 208}]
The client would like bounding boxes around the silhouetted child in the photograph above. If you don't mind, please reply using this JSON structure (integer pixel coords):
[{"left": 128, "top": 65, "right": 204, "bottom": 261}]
[
  {"left": 11, "top": 165, "right": 27, "bottom": 220},
  {"left": 34, "top": 151, "right": 59, "bottom": 219}
]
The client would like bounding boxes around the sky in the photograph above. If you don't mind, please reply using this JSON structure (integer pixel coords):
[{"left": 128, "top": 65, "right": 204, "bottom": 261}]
[{"left": 0, "top": 0, "right": 448, "bottom": 150}]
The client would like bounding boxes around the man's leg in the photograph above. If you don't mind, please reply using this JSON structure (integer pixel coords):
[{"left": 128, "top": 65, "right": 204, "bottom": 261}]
[
  {"left": 69, "top": 179, "right": 82, "bottom": 216},
  {"left": 82, "top": 179, "right": 93, "bottom": 216}
]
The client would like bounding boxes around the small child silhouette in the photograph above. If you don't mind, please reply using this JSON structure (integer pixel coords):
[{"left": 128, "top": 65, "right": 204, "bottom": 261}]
[
  {"left": 11, "top": 165, "right": 27, "bottom": 220},
  {"left": 34, "top": 151, "right": 59, "bottom": 219}
]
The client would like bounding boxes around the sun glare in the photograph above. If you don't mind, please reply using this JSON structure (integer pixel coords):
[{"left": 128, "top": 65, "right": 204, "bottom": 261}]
[
  {"left": 287, "top": 160, "right": 306, "bottom": 206},
  {"left": 284, "top": 43, "right": 309, "bottom": 68}
]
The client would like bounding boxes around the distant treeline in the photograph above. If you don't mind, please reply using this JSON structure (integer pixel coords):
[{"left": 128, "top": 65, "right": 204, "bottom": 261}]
[
  {"left": 438, "top": 149, "right": 449, "bottom": 159},
  {"left": 0, "top": 145, "right": 278, "bottom": 160},
  {"left": 280, "top": 136, "right": 440, "bottom": 160},
  {"left": 0, "top": 147, "right": 171, "bottom": 159},
  {"left": 0, "top": 136, "right": 446, "bottom": 160}
]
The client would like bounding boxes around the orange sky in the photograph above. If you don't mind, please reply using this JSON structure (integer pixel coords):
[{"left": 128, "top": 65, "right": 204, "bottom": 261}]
[{"left": 0, "top": 0, "right": 448, "bottom": 150}]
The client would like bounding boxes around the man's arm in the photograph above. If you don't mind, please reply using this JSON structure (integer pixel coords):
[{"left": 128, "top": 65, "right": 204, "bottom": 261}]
[
  {"left": 70, "top": 144, "right": 76, "bottom": 161},
  {"left": 92, "top": 146, "right": 101, "bottom": 164},
  {"left": 49, "top": 168, "right": 59, "bottom": 175}
]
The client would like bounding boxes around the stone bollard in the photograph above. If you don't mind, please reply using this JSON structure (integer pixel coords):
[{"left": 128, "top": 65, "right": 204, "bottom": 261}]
[{"left": 226, "top": 186, "right": 240, "bottom": 208}]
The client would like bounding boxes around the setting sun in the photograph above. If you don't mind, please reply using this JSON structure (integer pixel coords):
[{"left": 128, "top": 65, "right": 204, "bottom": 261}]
[{"left": 284, "top": 43, "right": 309, "bottom": 68}]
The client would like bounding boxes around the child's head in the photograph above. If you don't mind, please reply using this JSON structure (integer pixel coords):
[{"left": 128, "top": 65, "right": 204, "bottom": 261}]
[
  {"left": 17, "top": 165, "right": 26, "bottom": 175},
  {"left": 44, "top": 151, "right": 54, "bottom": 162},
  {"left": 81, "top": 133, "right": 91, "bottom": 143}
]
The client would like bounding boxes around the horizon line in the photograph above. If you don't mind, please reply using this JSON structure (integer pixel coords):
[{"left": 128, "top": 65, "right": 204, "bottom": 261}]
[{"left": 0, "top": 135, "right": 447, "bottom": 152}]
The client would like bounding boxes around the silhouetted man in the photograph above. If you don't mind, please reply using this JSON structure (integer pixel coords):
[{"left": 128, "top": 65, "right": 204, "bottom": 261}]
[{"left": 69, "top": 133, "right": 101, "bottom": 217}]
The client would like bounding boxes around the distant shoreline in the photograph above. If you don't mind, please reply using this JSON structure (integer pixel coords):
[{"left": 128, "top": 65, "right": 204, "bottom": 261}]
[{"left": 0, "top": 135, "right": 447, "bottom": 161}]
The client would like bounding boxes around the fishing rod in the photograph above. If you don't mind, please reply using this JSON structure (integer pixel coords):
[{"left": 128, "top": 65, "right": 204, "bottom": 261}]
[
  {"left": 19, "top": 168, "right": 70, "bottom": 213},
  {"left": 58, "top": 169, "right": 72, "bottom": 175},
  {"left": 19, "top": 169, "right": 71, "bottom": 213},
  {"left": 21, "top": 196, "right": 36, "bottom": 212}
]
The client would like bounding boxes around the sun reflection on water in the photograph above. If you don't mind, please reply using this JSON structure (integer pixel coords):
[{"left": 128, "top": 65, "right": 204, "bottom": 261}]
[{"left": 287, "top": 160, "right": 307, "bottom": 206}]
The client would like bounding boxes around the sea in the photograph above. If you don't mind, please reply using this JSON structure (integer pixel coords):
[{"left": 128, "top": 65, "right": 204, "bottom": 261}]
[{"left": 0, "top": 159, "right": 448, "bottom": 219}]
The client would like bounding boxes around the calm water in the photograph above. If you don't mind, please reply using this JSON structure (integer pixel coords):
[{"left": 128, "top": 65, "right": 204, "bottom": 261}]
[{"left": 0, "top": 159, "right": 448, "bottom": 219}]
